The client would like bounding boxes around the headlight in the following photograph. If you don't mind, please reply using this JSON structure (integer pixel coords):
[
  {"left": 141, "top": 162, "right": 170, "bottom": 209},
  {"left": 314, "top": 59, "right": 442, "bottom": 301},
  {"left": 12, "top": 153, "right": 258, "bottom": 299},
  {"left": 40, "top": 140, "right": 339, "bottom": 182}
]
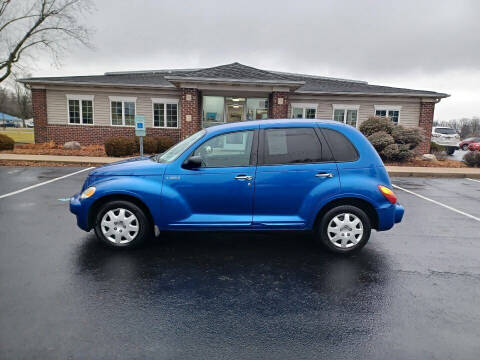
[{"left": 80, "top": 186, "right": 96, "bottom": 199}]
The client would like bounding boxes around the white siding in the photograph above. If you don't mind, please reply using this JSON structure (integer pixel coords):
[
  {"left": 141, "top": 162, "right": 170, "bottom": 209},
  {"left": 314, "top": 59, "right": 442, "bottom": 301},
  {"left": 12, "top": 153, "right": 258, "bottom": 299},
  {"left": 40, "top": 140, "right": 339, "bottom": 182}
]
[
  {"left": 289, "top": 95, "right": 422, "bottom": 128},
  {"left": 46, "top": 87, "right": 181, "bottom": 127}
]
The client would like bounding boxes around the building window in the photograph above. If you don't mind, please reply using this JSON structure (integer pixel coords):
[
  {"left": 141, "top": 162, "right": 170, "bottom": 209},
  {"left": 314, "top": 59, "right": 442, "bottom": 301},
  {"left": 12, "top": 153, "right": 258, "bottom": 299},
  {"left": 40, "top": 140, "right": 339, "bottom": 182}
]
[
  {"left": 202, "top": 96, "right": 225, "bottom": 128},
  {"left": 246, "top": 98, "right": 268, "bottom": 120},
  {"left": 67, "top": 95, "right": 94, "bottom": 124},
  {"left": 291, "top": 103, "right": 317, "bottom": 119},
  {"left": 374, "top": 105, "right": 401, "bottom": 125},
  {"left": 152, "top": 98, "right": 179, "bottom": 128},
  {"left": 109, "top": 97, "right": 136, "bottom": 126},
  {"left": 332, "top": 105, "right": 359, "bottom": 128}
]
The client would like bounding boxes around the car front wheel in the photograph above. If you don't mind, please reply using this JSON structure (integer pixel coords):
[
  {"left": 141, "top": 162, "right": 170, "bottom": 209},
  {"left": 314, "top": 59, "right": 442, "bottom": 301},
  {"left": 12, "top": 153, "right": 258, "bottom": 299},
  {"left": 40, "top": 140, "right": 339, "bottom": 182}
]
[
  {"left": 316, "top": 205, "right": 371, "bottom": 254},
  {"left": 446, "top": 147, "right": 455, "bottom": 155},
  {"left": 94, "top": 200, "right": 151, "bottom": 248},
  {"left": 462, "top": 144, "right": 469, "bottom": 151}
]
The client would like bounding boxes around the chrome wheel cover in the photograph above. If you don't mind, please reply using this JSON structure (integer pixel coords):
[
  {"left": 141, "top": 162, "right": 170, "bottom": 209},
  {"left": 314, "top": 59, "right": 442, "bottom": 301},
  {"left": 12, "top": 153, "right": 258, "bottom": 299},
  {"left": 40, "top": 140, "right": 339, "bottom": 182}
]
[
  {"left": 327, "top": 213, "right": 363, "bottom": 249},
  {"left": 101, "top": 208, "right": 139, "bottom": 244}
]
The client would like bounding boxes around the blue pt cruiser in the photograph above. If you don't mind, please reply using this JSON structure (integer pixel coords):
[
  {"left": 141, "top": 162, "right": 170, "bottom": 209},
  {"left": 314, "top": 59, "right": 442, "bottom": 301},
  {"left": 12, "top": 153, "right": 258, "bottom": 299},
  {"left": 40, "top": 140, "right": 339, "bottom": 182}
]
[{"left": 70, "top": 119, "right": 404, "bottom": 254}]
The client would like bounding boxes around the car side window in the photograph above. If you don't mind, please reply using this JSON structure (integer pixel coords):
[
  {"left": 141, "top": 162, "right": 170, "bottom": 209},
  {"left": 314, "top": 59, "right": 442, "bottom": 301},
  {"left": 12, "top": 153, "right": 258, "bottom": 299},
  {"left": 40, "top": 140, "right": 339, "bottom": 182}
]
[
  {"left": 192, "top": 130, "right": 254, "bottom": 167},
  {"left": 262, "top": 127, "right": 331, "bottom": 165},
  {"left": 321, "top": 128, "right": 359, "bottom": 162}
]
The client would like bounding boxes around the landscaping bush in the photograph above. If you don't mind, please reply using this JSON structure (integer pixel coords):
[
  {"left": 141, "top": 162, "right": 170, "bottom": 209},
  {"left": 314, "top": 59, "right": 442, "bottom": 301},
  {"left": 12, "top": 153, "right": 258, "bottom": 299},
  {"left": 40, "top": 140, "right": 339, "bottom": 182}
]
[
  {"left": 391, "top": 126, "right": 424, "bottom": 149},
  {"left": 359, "top": 116, "right": 394, "bottom": 137},
  {"left": 0, "top": 133, "right": 14, "bottom": 150},
  {"left": 429, "top": 141, "right": 445, "bottom": 154},
  {"left": 367, "top": 131, "right": 394, "bottom": 152},
  {"left": 135, "top": 137, "right": 158, "bottom": 154},
  {"left": 381, "top": 143, "right": 414, "bottom": 162},
  {"left": 104, "top": 137, "right": 136, "bottom": 157},
  {"left": 463, "top": 151, "right": 480, "bottom": 167},
  {"left": 157, "top": 136, "right": 176, "bottom": 152}
]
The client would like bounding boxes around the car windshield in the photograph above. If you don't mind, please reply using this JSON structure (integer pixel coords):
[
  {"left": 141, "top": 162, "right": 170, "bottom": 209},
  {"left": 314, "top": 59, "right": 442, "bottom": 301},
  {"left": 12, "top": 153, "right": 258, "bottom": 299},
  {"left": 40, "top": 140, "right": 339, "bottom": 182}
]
[
  {"left": 155, "top": 130, "right": 206, "bottom": 163},
  {"left": 436, "top": 128, "right": 456, "bottom": 135}
]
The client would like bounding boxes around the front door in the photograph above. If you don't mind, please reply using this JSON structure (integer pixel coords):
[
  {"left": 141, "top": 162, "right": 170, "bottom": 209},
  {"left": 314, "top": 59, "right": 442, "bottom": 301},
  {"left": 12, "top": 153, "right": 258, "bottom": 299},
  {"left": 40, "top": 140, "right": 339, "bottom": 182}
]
[
  {"left": 163, "top": 130, "right": 257, "bottom": 229},
  {"left": 253, "top": 127, "right": 340, "bottom": 229}
]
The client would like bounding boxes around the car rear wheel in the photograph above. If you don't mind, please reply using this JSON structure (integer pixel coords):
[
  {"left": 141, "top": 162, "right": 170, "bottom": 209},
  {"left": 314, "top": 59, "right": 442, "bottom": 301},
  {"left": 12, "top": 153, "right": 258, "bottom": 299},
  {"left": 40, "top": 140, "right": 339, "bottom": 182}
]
[
  {"left": 94, "top": 200, "right": 151, "bottom": 248},
  {"left": 462, "top": 144, "right": 469, "bottom": 151},
  {"left": 446, "top": 147, "right": 455, "bottom": 155},
  {"left": 316, "top": 205, "right": 371, "bottom": 254}
]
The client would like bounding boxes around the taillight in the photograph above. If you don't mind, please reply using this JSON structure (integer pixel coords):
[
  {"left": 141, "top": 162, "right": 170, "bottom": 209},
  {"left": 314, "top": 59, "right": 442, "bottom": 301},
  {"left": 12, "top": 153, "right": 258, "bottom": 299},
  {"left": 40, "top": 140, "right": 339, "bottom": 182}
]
[{"left": 378, "top": 185, "right": 397, "bottom": 204}]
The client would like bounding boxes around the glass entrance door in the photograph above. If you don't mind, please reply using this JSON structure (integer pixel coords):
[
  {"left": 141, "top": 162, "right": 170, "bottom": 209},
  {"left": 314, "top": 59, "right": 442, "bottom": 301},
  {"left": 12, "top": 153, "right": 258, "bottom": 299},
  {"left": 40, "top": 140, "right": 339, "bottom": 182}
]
[{"left": 225, "top": 97, "right": 246, "bottom": 123}]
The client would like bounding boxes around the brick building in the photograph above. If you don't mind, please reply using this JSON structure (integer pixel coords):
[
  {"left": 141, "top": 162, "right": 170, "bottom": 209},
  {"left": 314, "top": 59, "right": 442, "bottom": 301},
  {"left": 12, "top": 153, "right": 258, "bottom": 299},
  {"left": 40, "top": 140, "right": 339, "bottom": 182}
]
[{"left": 20, "top": 62, "right": 449, "bottom": 153}]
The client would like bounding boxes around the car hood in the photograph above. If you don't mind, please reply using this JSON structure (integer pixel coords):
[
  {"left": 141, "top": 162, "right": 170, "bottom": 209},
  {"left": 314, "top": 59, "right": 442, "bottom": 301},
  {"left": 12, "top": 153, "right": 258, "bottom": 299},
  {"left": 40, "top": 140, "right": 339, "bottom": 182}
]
[{"left": 89, "top": 157, "right": 168, "bottom": 176}]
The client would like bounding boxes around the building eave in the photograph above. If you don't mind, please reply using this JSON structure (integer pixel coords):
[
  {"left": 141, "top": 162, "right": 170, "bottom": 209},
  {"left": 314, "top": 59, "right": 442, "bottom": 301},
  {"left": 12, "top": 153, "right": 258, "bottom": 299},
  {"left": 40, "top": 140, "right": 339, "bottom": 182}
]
[
  {"left": 164, "top": 76, "right": 305, "bottom": 87},
  {"left": 17, "top": 79, "right": 176, "bottom": 89},
  {"left": 293, "top": 90, "right": 450, "bottom": 98}
]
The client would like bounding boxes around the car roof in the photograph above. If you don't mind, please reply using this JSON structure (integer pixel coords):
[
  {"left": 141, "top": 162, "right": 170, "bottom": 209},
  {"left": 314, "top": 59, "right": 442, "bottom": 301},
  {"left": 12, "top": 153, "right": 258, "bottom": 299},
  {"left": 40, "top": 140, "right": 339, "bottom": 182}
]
[{"left": 204, "top": 119, "right": 347, "bottom": 133}]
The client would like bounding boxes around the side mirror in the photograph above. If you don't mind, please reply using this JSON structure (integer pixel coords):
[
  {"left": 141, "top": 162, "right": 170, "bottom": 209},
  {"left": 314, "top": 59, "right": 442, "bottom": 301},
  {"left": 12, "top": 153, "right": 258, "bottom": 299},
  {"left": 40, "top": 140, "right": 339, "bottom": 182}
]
[{"left": 183, "top": 155, "right": 203, "bottom": 169}]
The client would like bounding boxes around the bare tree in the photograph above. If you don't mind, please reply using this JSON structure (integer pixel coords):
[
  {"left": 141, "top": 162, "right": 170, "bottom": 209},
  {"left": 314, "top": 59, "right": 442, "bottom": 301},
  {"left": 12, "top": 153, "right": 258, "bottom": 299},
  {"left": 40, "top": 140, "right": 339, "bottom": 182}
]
[{"left": 0, "top": 0, "right": 92, "bottom": 84}]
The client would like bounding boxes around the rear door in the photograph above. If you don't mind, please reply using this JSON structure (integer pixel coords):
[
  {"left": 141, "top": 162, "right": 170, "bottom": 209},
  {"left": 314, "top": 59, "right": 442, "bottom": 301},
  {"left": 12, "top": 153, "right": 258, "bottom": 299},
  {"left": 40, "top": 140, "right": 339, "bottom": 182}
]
[{"left": 253, "top": 126, "right": 340, "bottom": 229}]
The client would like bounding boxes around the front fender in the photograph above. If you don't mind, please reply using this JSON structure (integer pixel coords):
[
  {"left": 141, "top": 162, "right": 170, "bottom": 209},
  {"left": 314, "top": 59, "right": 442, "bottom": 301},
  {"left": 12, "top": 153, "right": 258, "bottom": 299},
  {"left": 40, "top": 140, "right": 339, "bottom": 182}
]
[{"left": 73, "top": 175, "right": 164, "bottom": 230}]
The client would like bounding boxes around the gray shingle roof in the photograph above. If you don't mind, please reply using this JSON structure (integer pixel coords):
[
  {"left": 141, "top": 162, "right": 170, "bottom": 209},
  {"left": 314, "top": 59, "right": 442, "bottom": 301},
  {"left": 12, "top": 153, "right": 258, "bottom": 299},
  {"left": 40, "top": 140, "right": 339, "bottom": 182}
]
[{"left": 19, "top": 62, "right": 449, "bottom": 97}]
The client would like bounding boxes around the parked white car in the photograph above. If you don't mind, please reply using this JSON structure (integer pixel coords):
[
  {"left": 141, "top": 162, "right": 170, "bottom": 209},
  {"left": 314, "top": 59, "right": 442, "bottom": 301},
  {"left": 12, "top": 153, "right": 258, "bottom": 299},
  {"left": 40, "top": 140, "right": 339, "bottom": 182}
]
[
  {"left": 24, "top": 119, "right": 34, "bottom": 128},
  {"left": 431, "top": 127, "right": 459, "bottom": 155}
]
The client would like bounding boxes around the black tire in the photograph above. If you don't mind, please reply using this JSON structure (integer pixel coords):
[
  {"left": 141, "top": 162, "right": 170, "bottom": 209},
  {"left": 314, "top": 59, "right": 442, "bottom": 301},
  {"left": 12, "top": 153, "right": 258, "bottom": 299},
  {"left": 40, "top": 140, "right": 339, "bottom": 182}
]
[
  {"left": 315, "top": 205, "right": 371, "bottom": 254},
  {"left": 446, "top": 147, "right": 455, "bottom": 155},
  {"left": 94, "top": 200, "right": 152, "bottom": 248},
  {"left": 462, "top": 144, "right": 469, "bottom": 151}
]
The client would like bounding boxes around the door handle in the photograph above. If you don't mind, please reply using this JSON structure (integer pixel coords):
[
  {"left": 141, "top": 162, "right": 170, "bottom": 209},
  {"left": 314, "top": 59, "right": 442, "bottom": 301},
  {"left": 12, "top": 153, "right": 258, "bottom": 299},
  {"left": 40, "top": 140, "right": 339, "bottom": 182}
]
[
  {"left": 315, "top": 172, "right": 334, "bottom": 178},
  {"left": 235, "top": 175, "right": 253, "bottom": 181}
]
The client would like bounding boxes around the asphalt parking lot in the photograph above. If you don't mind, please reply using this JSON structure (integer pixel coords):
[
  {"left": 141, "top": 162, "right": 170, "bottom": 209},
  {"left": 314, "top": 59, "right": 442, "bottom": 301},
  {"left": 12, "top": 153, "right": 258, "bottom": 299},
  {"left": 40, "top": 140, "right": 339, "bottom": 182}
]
[{"left": 1, "top": 166, "right": 480, "bottom": 359}]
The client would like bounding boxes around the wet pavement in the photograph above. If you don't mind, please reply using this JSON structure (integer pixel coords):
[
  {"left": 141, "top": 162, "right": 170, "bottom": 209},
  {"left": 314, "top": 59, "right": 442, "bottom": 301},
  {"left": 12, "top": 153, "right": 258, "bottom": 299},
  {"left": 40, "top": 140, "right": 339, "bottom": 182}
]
[{"left": 0, "top": 166, "right": 480, "bottom": 359}]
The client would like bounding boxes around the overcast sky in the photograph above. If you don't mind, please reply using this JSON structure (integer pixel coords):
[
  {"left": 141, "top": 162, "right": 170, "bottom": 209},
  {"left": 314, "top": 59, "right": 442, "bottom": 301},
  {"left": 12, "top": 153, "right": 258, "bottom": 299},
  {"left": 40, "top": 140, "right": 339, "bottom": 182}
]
[{"left": 27, "top": 0, "right": 480, "bottom": 121}]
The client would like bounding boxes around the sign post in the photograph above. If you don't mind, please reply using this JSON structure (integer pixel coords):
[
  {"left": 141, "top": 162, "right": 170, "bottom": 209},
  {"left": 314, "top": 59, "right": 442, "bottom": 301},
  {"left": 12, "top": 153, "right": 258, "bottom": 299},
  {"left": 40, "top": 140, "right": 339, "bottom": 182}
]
[{"left": 134, "top": 115, "right": 146, "bottom": 157}]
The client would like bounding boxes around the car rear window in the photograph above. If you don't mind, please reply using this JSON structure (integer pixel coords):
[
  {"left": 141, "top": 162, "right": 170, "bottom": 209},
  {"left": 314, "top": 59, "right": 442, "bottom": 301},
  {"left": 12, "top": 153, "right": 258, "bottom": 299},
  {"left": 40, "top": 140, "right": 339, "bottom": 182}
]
[
  {"left": 262, "top": 128, "right": 332, "bottom": 165},
  {"left": 435, "top": 128, "right": 456, "bottom": 135},
  {"left": 321, "top": 128, "right": 359, "bottom": 162}
]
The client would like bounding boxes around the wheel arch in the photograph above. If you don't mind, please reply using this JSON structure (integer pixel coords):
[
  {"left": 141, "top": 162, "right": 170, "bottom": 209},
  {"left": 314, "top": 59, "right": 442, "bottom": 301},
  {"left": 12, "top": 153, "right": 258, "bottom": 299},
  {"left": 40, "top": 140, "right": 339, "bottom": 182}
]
[
  {"left": 313, "top": 197, "right": 379, "bottom": 230},
  {"left": 88, "top": 193, "right": 155, "bottom": 230}
]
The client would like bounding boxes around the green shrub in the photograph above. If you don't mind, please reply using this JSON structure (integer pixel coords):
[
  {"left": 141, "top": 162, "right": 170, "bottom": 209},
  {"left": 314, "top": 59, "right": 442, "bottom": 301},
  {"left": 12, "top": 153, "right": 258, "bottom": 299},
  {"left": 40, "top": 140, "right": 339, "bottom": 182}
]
[
  {"left": 104, "top": 137, "right": 136, "bottom": 157},
  {"left": 429, "top": 141, "right": 445, "bottom": 154},
  {"left": 392, "top": 126, "right": 424, "bottom": 149},
  {"left": 0, "top": 133, "right": 14, "bottom": 150},
  {"left": 367, "top": 131, "right": 394, "bottom": 152},
  {"left": 359, "top": 116, "right": 394, "bottom": 137},
  {"left": 463, "top": 151, "right": 480, "bottom": 167},
  {"left": 381, "top": 143, "right": 414, "bottom": 162},
  {"left": 157, "top": 136, "right": 176, "bottom": 152}
]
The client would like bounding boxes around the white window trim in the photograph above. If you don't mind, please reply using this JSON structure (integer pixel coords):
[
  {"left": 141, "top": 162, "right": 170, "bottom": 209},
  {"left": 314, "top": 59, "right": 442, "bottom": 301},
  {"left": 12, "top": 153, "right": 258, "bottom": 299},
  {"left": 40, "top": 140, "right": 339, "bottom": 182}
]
[
  {"left": 374, "top": 105, "right": 402, "bottom": 124},
  {"left": 66, "top": 94, "right": 95, "bottom": 125},
  {"left": 151, "top": 98, "right": 180, "bottom": 129},
  {"left": 109, "top": 97, "right": 137, "bottom": 127},
  {"left": 291, "top": 103, "right": 318, "bottom": 119},
  {"left": 332, "top": 104, "right": 360, "bottom": 128}
]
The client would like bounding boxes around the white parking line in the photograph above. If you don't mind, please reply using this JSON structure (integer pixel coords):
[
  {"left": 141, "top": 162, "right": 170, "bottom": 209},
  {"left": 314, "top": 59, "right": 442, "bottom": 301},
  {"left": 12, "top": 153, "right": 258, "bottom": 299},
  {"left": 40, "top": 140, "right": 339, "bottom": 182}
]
[
  {"left": 466, "top": 178, "right": 480, "bottom": 184},
  {"left": 392, "top": 184, "right": 480, "bottom": 222},
  {"left": 0, "top": 167, "right": 94, "bottom": 199}
]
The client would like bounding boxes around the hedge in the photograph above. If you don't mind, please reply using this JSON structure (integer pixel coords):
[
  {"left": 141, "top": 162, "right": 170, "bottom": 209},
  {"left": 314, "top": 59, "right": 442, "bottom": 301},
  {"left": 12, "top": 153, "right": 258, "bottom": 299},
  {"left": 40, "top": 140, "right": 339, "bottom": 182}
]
[
  {"left": 0, "top": 134, "right": 15, "bottom": 150},
  {"left": 105, "top": 136, "right": 177, "bottom": 157}
]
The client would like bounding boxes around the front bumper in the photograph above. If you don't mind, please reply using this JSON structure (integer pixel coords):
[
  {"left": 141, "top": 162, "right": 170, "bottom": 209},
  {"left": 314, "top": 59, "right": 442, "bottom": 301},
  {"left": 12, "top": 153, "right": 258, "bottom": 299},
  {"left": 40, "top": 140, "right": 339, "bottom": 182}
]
[{"left": 70, "top": 192, "right": 90, "bottom": 231}]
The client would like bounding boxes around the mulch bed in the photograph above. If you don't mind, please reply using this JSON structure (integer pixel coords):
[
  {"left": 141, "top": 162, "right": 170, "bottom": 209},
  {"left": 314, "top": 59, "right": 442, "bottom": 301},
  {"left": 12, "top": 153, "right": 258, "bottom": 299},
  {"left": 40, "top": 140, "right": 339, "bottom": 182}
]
[{"left": 1, "top": 141, "right": 107, "bottom": 157}]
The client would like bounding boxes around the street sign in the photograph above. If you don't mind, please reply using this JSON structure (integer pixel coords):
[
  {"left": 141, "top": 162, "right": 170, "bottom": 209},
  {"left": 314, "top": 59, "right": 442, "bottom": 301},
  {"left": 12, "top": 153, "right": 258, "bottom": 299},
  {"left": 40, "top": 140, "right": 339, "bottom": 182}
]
[
  {"left": 135, "top": 115, "right": 146, "bottom": 137},
  {"left": 135, "top": 115, "right": 146, "bottom": 156}
]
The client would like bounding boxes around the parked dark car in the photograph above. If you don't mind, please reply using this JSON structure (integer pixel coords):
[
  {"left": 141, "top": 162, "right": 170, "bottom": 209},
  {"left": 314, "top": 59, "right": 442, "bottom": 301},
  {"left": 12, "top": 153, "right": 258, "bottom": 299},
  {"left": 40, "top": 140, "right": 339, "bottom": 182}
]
[{"left": 459, "top": 137, "right": 480, "bottom": 151}]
